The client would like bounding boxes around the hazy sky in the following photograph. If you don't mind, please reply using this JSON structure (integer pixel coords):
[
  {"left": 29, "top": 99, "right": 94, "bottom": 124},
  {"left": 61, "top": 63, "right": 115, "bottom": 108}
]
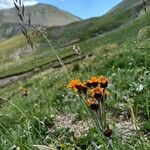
[
  {"left": 0, "top": 0, "right": 122, "bottom": 19},
  {"left": 0, "top": 0, "right": 38, "bottom": 10},
  {"left": 39, "top": 0, "right": 122, "bottom": 19}
]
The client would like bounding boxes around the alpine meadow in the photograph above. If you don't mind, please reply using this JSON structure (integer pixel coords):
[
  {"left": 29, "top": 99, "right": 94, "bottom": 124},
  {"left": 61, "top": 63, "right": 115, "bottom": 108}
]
[{"left": 0, "top": 0, "right": 150, "bottom": 149}]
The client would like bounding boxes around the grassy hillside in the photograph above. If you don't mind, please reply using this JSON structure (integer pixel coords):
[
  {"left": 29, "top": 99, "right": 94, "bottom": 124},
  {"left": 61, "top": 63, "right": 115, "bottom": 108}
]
[
  {"left": 0, "top": 30, "right": 150, "bottom": 150},
  {"left": 0, "top": 3, "right": 150, "bottom": 78},
  {"left": 45, "top": 0, "right": 150, "bottom": 46},
  {"left": 0, "top": 0, "right": 150, "bottom": 149}
]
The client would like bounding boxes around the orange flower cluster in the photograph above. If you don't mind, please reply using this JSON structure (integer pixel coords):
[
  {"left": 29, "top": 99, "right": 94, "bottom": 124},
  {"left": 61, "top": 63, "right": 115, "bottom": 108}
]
[{"left": 67, "top": 76, "right": 109, "bottom": 111}]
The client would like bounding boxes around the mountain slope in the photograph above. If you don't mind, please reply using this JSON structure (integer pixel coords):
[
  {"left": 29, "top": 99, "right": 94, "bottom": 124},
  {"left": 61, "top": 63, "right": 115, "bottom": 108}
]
[
  {"left": 0, "top": 3, "right": 81, "bottom": 39},
  {"left": 109, "top": 0, "right": 149, "bottom": 12},
  {"left": 45, "top": 0, "right": 150, "bottom": 47},
  {"left": 0, "top": 0, "right": 150, "bottom": 78},
  {"left": 0, "top": 4, "right": 80, "bottom": 26}
]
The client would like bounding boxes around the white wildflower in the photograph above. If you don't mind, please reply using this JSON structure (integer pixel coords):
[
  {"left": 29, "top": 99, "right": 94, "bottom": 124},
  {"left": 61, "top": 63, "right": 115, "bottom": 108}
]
[
  {"left": 136, "top": 84, "right": 144, "bottom": 92},
  {"left": 72, "top": 45, "right": 82, "bottom": 57}
]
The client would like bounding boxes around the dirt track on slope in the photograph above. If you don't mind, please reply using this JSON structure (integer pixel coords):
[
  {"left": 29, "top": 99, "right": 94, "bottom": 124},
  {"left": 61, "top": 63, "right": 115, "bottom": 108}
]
[{"left": 0, "top": 53, "right": 92, "bottom": 88}]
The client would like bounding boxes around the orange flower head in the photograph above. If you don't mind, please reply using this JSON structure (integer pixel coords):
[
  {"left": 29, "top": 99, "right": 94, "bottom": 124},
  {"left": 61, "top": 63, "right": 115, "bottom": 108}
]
[
  {"left": 98, "top": 76, "right": 108, "bottom": 88},
  {"left": 91, "top": 87, "right": 109, "bottom": 101},
  {"left": 87, "top": 98, "right": 99, "bottom": 111},
  {"left": 75, "top": 83, "right": 87, "bottom": 94},
  {"left": 67, "top": 80, "right": 87, "bottom": 94},
  {"left": 67, "top": 79, "right": 81, "bottom": 89},
  {"left": 90, "top": 76, "right": 98, "bottom": 82},
  {"left": 91, "top": 87, "right": 104, "bottom": 100},
  {"left": 86, "top": 76, "right": 98, "bottom": 88}
]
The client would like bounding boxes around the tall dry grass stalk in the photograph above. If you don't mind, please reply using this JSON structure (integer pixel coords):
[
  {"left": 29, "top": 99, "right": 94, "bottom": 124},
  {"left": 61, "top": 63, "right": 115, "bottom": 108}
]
[
  {"left": 38, "top": 30, "right": 71, "bottom": 80},
  {"left": 13, "top": 0, "right": 71, "bottom": 80},
  {"left": 13, "top": 0, "right": 33, "bottom": 48}
]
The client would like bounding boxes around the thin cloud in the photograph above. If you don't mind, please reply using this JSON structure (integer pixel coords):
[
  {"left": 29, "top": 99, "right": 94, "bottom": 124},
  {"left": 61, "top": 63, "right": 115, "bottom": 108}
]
[{"left": 0, "top": 0, "right": 38, "bottom": 10}]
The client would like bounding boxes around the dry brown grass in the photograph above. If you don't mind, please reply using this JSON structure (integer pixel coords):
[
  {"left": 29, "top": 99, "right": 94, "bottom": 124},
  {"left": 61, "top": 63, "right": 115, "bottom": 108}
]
[{"left": 13, "top": 0, "right": 33, "bottom": 48}]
